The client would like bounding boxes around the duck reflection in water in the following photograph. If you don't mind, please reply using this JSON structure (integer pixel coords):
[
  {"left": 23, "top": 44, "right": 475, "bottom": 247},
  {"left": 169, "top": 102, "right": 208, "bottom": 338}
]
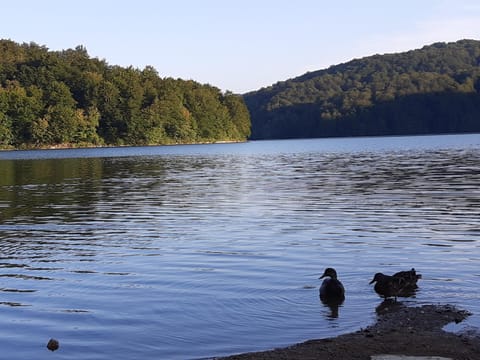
[{"left": 319, "top": 268, "right": 345, "bottom": 318}]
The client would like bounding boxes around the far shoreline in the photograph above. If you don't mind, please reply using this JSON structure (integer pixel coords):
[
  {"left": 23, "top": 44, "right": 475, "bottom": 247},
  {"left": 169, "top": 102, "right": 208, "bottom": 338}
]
[{"left": 0, "top": 139, "right": 247, "bottom": 152}]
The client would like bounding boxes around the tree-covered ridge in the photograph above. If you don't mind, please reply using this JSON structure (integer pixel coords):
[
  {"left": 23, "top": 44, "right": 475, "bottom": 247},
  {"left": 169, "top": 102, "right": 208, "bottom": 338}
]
[
  {"left": 0, "top": 40, "right": 250, "bottom": 148},
  {"left": 244, "top": 39, "right": 480, "bottom": 139}
]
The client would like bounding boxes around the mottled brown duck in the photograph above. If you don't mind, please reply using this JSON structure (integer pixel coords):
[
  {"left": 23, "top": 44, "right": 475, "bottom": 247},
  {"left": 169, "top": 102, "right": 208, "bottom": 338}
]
[{"left": 370, "top": 268, "right": 421, "bottom": 300}]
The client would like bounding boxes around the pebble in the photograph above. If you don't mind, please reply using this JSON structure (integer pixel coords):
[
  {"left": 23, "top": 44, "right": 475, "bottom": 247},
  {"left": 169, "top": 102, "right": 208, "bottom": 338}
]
[{"left": 47, "top": 338, "right": 59, "bottom": 352}]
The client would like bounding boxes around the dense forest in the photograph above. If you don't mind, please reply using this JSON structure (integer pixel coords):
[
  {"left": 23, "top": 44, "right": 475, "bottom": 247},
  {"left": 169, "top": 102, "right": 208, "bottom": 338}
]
[
  {"left": 0, "top": 40, "right": 250, "bottom": 149},
  {"left": 244, "top": 39, "right": 480, "bottom": 139}
]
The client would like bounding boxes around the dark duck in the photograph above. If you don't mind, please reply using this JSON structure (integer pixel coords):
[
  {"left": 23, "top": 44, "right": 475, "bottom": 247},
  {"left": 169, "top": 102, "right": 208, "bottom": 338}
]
[
  {"left": 319, "top": 268, "right": 345, "bottom": 304},
  {"left": 370, "top": 268, "right": 421, "bottom": 300}
]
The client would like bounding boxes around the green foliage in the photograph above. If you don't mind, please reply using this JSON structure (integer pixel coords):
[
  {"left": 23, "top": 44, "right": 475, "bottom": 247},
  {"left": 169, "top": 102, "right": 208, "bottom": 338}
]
[
  {"left": 0, "top": 39, "right": 250, "bottom": 148},
  {"left": 223, "top": 92, "right": 252, "bottom": 139},
  {"left": 245, "top": 39, "right": 480, "bottom": 139}
]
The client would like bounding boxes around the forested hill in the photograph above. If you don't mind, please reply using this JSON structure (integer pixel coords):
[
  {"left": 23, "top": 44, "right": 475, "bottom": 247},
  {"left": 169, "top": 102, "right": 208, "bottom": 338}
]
[
  {"left": 244, "top": 39, "right": 480, "bottom": 139},
  {"left": 0, "top": 40, "right": 250, "bottom": 149}
]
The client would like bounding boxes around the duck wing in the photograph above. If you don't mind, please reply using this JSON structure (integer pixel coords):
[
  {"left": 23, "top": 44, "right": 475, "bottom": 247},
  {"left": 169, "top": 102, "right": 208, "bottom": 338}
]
[{"left": 393, "top": 268, "right": 421, "bottom": 288}]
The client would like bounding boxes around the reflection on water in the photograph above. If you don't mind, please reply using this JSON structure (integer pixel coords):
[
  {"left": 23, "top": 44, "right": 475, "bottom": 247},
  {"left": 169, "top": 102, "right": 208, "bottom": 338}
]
[
  {"left": 320, "top": 300, "right": 343, "bottom": 319},
  {"left": 0, "top": 134, "right": 479, "bottom": 359}
]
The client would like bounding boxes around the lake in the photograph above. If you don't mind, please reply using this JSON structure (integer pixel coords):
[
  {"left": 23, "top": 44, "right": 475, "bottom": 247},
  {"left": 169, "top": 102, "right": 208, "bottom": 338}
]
[{"left": 0, "top": 134, "right": 479, "bottom": 359}]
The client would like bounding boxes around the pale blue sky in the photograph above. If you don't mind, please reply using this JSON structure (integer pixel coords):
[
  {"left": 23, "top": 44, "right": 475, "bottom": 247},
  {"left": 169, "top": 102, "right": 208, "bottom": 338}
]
[{"left": 2, "top": 0, "right": 480, "bottom": 93}]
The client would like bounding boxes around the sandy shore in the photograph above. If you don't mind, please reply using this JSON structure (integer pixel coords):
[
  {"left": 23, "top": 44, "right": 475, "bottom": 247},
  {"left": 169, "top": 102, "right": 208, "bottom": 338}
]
[{"left": 216, "top": 303, "right": 479, "bottom": 360}]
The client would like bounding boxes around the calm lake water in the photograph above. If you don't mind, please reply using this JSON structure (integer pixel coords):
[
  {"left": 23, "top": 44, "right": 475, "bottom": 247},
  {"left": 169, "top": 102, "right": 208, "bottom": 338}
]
[{"left": 0, "top": 134, "right": 479, "bottom": 359}]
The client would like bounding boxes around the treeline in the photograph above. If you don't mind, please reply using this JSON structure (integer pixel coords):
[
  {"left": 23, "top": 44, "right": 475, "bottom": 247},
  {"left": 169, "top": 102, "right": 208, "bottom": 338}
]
[
  {"left": 244, "top": 39, "right": 480, "bottom": 139},
  {"left": 0, "top": 40, "right": 250, "bottom": 148}
]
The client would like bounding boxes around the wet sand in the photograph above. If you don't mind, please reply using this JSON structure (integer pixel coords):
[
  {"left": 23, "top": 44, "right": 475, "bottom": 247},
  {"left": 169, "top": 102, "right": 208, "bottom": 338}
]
[{"left": 217, "top": 303, "right": 479, "bottom": 360}]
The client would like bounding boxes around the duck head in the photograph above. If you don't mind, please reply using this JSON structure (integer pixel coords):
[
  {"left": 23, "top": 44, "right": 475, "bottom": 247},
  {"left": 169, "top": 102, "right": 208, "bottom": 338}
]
[
  {"left": 369, "top": 272, "right": 386, "bottom": 284},
  {"left": 320, "top": 267, "right": 338, "bottom": 280}
]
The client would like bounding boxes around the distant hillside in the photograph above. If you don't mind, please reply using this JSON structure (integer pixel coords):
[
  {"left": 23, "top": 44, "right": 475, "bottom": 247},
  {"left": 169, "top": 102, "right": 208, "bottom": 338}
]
[
  {"left": 0, "top": 40, "right": 250, "bottom": 149},
  {"left": 244, "top": 39, "right": 480, "bottom": 139}
]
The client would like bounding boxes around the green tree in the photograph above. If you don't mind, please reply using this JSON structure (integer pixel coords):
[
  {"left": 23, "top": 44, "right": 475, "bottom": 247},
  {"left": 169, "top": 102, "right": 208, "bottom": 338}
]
[
  {"left": 41, "top": 80, "right": 78, "bottom": 144},
  {"left": 223, "top": 92, "right": 251, "bottom": 139},
  {"left": 97, "top": 79, "right": 122, "bottom": 143},
  {"left": 0, "top": 81, "right": 43, "bottom": 146}
]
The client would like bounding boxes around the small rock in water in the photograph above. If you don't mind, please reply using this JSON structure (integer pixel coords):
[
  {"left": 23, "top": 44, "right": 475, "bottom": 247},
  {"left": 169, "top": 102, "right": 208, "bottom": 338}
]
[{"left": 47, "top": 338, "right": 59, "bottom": 351}]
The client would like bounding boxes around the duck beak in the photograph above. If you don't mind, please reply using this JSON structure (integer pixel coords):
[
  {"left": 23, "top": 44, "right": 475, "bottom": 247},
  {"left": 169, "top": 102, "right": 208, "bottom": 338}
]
[
  {"left": 369, "top": 278, "right": 375, "bottom": 284},
  {"left": 319, "top": 274, "right": 325, "bottom": 279}
]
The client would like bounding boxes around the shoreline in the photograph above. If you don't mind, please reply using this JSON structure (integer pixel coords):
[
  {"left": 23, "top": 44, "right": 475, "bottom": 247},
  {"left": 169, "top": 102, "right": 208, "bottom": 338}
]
[
  {"left": 0, "top": 140, "right": 247, "bottom": 152},
  {"left": 216, "top": 303, "right": 479, "bottom": 360}
]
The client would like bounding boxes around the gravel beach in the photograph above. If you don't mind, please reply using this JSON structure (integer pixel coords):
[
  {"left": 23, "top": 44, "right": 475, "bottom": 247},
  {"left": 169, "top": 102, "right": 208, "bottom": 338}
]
[{"left": 217, "top": 303, "right": 479, "bottom": 360}]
